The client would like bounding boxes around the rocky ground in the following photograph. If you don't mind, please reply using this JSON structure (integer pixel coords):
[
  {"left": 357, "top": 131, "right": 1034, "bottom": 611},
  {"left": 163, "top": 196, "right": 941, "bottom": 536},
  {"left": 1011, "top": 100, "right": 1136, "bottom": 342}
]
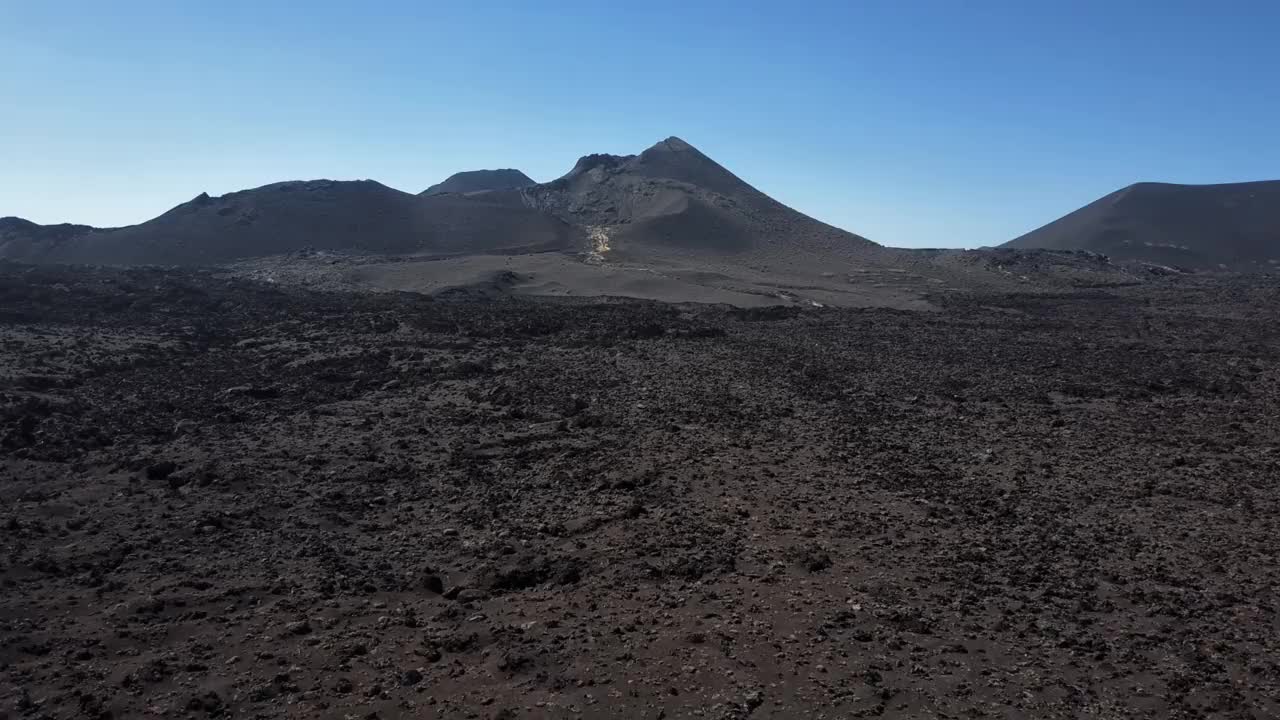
[{"left": 2, "top": 263, "right": 1279, "bottom": 719}]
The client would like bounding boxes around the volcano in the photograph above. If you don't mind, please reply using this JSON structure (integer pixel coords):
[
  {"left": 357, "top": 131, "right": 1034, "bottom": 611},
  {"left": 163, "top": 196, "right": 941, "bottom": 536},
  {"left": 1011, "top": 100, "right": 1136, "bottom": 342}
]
[
  {"left": 1, "top": 137, "right": 877, "bottom": 270},
  {"left": 1003, "top": 180, "right": 1280, "bottom": 269}
]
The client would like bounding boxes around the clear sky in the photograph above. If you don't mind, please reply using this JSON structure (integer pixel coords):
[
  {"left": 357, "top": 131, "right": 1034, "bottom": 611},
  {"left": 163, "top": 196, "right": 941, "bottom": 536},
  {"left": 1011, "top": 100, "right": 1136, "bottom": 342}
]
[{"left": 2, "top": 1, "right": 1277, "bottom": 248}]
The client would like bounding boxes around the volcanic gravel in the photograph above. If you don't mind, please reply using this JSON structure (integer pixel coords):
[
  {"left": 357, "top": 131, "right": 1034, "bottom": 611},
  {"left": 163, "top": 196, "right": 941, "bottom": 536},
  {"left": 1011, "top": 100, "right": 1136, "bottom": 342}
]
[{"left": 2, "top": 264, "right": 1279, "bottom": 719}]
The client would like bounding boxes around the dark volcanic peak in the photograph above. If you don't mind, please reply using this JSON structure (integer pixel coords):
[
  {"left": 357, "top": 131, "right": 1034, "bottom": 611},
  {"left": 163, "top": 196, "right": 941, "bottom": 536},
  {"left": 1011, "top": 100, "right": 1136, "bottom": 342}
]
[
  {"left": 646, "top": 135, "right": 696, "bottom": 153},
  {"left": 561, "top": 153, "right": 634, "bottom": 180},
  {"left": 1004, "top": 179, "right": 1280, "bottom": 269},
  {"left": 555, "top": 137, "right": 754, "bottom": 198},
  {"left": 421, "top": 169, "right": 535, "bottom": 196},
  {"left": 630, "top": 136, "right": 758, "bottom": 199},
  {"left": 526, "top": 135, "right": 878, "bottom": 262}
]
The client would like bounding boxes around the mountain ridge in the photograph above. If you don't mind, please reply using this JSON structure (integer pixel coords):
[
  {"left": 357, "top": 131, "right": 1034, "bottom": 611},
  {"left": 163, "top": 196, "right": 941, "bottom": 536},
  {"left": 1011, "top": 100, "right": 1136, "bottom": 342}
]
[
  {"left": 421, "top": 169, "right": 535, "bottom": 196},
  {"left": 0, "top": 136, "right": 878, "bottom": 267},
  {"left": 521, "top": 136, "right": 877, "bottom": 265},
  {"left": 3, "top": 179, "right": 580, "bottom": 265}
]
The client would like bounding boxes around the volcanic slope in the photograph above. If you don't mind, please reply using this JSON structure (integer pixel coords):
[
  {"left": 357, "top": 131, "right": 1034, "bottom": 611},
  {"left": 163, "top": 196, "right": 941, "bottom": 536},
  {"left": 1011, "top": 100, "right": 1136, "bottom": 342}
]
[
  {"left": 1003, "top": 180, "right": 1280, "bottom": 269},
  {"left": 521, "top": 137, "right": 880, "bottom": 268},
  {"left": 0, "top": 217, "right": 103, "bottom": 263},
  {"left": 2, "top": 137, "right": 883, "bottom": 278},
  {"left": 422, "top": 169, "right": 535, "bottom": 196},
  {"left": 6, "top": 180, "right": 580, "bottom": 266}
]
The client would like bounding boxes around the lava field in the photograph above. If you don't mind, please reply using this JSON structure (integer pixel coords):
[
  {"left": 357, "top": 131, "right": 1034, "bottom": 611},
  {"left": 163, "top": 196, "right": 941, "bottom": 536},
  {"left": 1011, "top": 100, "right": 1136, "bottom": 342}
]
[{"left": 2, "top": 264, "right": 1279, "bottom": 719}]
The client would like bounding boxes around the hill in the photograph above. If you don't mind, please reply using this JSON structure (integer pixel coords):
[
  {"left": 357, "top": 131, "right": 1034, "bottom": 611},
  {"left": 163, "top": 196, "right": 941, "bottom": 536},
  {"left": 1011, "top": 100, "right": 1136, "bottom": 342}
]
[
  {"left": 523, "top": 136, "right": 878, "bottom": 266},
  {"left": 7, "top": 180, "right": 579, "bottom": 266},
  {"left": 1003, "top": 180, "right": 1280, "bottom": 269},
  {"left": 0, "top": 137, "right": 880, "bottom": 273},
  {"left": 421, "top": 169, "right": 535, "bottom": 196},
  {"left": 0, "top": 217, "right": 101, "bottom": 262}
]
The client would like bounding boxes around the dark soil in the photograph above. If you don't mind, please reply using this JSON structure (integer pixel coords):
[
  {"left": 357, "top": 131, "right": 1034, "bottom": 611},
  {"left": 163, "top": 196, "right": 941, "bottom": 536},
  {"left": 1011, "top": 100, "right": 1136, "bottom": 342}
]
[{"left": 2, "top": 263, "right": 1279, "bottom": 719}]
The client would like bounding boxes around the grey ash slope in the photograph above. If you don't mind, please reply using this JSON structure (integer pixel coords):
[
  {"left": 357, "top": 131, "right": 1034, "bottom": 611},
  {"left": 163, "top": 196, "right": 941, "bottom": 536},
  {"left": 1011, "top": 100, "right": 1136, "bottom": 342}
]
[
  {"left": 7, "top": 180, "right": 579, "bottom": 266},
  {"left": 421, "top": 169, "right": 535, "bottom": 196},
  {"left": 1003, "top": 180, "right": 1280, "bottom": 269}
]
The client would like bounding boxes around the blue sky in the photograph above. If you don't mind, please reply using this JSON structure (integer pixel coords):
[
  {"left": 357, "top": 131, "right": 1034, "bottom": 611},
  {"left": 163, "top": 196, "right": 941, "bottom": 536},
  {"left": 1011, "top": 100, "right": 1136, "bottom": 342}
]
[{"left": 2, "top": 1, "right": 1277, "bottom": 248}]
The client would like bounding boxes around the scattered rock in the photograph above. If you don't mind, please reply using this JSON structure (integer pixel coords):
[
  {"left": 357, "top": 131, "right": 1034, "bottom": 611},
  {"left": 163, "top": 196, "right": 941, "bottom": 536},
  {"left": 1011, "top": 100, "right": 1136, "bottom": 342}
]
[
  {"left": 2, "top": 263, "right": 1275, "bottom": 720},
  {"left": 423, "top": 574, "right": 445, "bottom": 594},
  {"left": 145, "top": 461, "right": 178, "bottom": 481},
  {"left": 172, "top": 419, "right": 199, "bottom": 435}
]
